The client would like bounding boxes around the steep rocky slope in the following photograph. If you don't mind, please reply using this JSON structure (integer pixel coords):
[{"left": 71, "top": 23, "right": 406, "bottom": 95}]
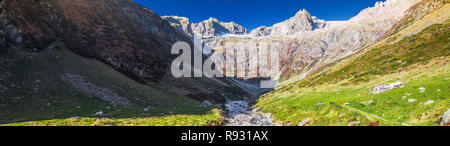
[
  {"left": 383, "top": 0, "right": 448, "bottom": 38},
  {"left": 0, "top": 0, "right": 250, "bottom": 125},
  {"left": 278, "top": 0, "right": 422, "bottom": 80},
  {"left": 1, "top": 0, "right": 191, "bottom": 82},
  {"left": 250, "top": 9, "right": 328, "bottom": 37},
  {"left": 1, "top": 0, "right": 446, "bottom": 126},
  {"left": 162, "top": 16, "right": 248, "bottom": 38},
  {"left": 255, "top": 1, "right": 449, "bottom": 126},
  {"left": 202, "top": 0, "right": 421, "bottom": 83},
  {"left": 0, "top": 0, "right": 249, "bottom": 101},
  {"left": 0, "top": 44, "right": 225, "bottom": 125}
]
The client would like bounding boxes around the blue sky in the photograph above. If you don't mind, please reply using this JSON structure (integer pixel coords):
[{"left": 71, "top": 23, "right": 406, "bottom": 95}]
[{"left": 134, "top": 0, "right": 380, "bottom": 30}]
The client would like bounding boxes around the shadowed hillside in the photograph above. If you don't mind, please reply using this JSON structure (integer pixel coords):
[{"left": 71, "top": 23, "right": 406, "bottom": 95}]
[{"left": 0, "top": 0, "right": 249, "bottom": 125}]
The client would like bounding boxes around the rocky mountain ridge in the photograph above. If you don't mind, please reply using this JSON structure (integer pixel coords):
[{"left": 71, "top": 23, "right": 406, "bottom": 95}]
[
  {"left": 254, "top": 0, "right": 450, "bottom": 126},
  {"left": 0, "top": 0, "right": 249, "bottom": 104},
  {"left": 201, "top": 0, "right": 422, "bottom": 82},
  {"left": 162, "top": 16, "right": 248, "bottom": 37},
  {"left": 1, "top": 0, "right": 190, "bottom": 82},
  {"left": 250, "top": 9, "right": 328, "bottom": 37}
]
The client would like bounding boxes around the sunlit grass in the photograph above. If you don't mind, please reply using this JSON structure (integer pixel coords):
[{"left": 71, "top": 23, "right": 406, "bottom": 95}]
[
  {"left": 255, "top": 20, "right": 450, "bottom": 126},
  {"left": 3, "top": 109, "right": 224, "bottom": 126}
]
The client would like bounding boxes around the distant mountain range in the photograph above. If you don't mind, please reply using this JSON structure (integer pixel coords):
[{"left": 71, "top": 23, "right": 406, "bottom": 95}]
[{"left": 163, "top": 0, "right": 422, "bottom": 81}]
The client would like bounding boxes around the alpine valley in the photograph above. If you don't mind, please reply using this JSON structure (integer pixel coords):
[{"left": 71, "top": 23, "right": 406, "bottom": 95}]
[{"left": 0, "top": 0, "right": 448, "bottom": 126}]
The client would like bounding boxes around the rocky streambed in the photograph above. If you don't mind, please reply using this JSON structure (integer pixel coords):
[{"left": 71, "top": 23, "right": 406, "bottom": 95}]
[{"left": 224, "top": 100, "right": 276, "bottom": 126}]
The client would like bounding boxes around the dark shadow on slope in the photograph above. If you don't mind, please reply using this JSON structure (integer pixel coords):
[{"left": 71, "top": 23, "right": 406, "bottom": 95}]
[{"left": 0, "top": 46, "right": 236, "bottom": 125}]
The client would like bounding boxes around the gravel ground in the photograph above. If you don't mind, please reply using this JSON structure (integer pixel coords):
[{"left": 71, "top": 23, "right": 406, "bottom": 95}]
[
  {"left": 225, "top": 100, "right": 274, "bottom": 126},
  {"left": 62, "top": 73, "right": 132, "bottom": 107}
]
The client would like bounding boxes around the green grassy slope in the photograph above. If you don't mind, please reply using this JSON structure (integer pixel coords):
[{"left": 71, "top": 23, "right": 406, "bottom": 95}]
[
  {"left": 0, "top": 46, "right": 224, "bottom": 126},
  {"left": 255, "top": 7, "right": 450, "bottom": 126}
]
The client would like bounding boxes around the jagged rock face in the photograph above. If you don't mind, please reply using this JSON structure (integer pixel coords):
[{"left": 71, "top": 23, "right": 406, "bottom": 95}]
[
  {"left": 250, "top": 9, "right": 327, "bottom": 37},
  {"left": 280, "top": 0, "right": 421, "bottom": 79},
  {"left": 0, "top": 0, "right": 252, "bottom": 103},
  {"left": 0, "top": 0, "right": 251, "bottom": 102},
  {"left": 0, "top": 0, "right": 253, "bottom": 103},
  {"left": 203, "top": 0, "right": 421, "bottom": 80},
  {"left": 350, "top": 0, "right": 423, "bottom": 22},
  {"left": 0, "top": 0, "right": 192, "bottom": 83},
  {"left": 163, "top": 16, "right": 248, "bottom": 37},
  {"left": 162, "top": 16, "right": 195, "bottom": 37}
]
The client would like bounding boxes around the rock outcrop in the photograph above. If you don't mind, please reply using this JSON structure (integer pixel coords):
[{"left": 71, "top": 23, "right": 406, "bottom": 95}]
[
  {"left": 225, "top": 100, "right": 274, "bottom": 126},
  {"left": 250, "top": 9, "right": 327, "bottom": 37},
  {"left": 62, "top": 73, "right": 132, "bottom": 107},
  {"left": 1, "top": 0, "right": 192, "bottom": 83},
  {"left": 163, "top": 16, "right": 248, "bottom": 37},
  {"left": 440, "top": 109, "right": 450, "bottom": 126},
  {"left": 161, "top": 16, "right": 195, "bottom": 37},
  {"left": 0, "top": 0, "right": 250, "bottom": 103},
  {"left": 383, "top": 0, "right": 448, "bottom": 38},
  {"left": 202, "top": 0, "right": 421, "bottom": 81}
]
